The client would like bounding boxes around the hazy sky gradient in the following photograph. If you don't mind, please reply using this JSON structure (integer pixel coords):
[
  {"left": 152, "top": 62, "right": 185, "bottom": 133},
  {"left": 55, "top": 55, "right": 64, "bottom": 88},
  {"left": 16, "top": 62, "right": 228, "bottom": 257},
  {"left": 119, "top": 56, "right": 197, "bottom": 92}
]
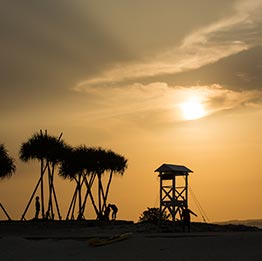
[{"left": 0, "top": 0, "right": 261, "bottom": 222}]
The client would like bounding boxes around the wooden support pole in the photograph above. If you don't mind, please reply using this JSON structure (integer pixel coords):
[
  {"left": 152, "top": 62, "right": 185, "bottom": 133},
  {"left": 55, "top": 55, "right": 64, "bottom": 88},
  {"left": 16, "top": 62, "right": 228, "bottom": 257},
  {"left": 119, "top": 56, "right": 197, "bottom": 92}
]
[
  {"left": 159, "top": 174, "right": 163, "bottom": 221},
  {"left": 84, "top": 175, "right": 99, "bottom": 218},
  {"left": 21, "top": 176, "right": 41, "bottom": 220},
  {"left": 40, "top": 159, "right": 45, "bottom": 219},
  {"left": 0, "top": 202, "right": 12, "bottom": 220},
  {"left": 80, "top": 173, "right": 96, "bottom": 218},
  {"left": 77, "top": 176, "right": 82, "bottom": 220},
  {"left": 51, "top": 182, "right": 62, "bottom": 220},
  {"left": 71, "top": 192, "right": 77, "bottom": 220},
  {"left": 20, "top": 163, "right": 48, "bottom": 220},
  {"left": 172, "top": 176, "right": 175, "bottom": 221},
  {"left": 185, "top": 174, "right": 188, "bottom": 208},
  {"left": 66, "top": 187, "right": 77, "bottom": 220}
]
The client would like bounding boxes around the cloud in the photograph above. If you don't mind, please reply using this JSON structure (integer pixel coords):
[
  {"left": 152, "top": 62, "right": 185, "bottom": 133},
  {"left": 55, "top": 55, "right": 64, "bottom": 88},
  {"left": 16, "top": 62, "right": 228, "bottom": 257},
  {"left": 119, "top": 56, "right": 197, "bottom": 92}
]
[
  {"left": 72, "top": 82, "right": 176, "bottom": 123},
  {"left": 182, "top": 0, "right": 261, "bottom": 48},
  {"left": 158, "top": 46, "right": 262, "bottom": 91},
  {"left": 74, "top": 0, "right": 261, "bottom": 91},
  {"left": 203, "top": 85, "right": 262, "bottom": 114},
  {"left": 71, "top": 82, "right": 262, "bottom": 129},
  {"left": 0, "top": 1, "right": 130, "bottom": 93}
]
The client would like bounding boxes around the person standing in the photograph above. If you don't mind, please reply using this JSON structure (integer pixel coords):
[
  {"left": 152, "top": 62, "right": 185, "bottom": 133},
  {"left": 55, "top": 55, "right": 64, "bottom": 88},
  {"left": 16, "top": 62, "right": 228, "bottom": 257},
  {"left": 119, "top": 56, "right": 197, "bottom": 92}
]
[
  {"left": 35, "top": 196, "right": 40, "bottom": 219},
  {"left": 181, "top": 206, "right": 197, "bottom": 232},
  {"left": 104, "top": 205, "right": 111, "bottom": 221}
]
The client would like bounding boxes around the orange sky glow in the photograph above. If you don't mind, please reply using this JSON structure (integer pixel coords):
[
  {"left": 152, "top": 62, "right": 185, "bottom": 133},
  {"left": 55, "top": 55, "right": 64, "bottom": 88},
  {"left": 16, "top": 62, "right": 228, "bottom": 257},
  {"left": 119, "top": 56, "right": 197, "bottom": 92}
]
[{"left": 0, "top": 0, "right": 261, "bottom": 222}]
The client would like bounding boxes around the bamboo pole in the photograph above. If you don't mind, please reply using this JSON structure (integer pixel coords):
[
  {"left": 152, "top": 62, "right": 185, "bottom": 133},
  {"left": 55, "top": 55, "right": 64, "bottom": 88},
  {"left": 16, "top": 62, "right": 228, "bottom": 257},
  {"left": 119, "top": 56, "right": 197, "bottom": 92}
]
[
  {"left": 80, "top": 172, "right": 96, "bottom": 217},
  {"left": 20, "top": 162, "right": 48, "bottom": 220},
  {"left": 102, "top": 170, "right": 113, "bottom": 212},
  {"left": 66, "top": 188, "right": 77, "bottom": 220},
  {"left": 40, "top": 159, "right": 45, "bottom": 219},
  {"left": 84, "top": 174, "right": 99, "bottom": 217},
  {"left": 0, "top": 203, "right": 12, "bottom": 220}
]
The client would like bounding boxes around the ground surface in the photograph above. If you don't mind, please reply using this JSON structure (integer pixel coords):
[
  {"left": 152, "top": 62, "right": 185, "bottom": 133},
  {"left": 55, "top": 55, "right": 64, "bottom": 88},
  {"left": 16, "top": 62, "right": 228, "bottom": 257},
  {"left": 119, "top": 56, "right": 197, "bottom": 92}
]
[{"left": 0, "top": 220, "right": 261, "bottom": 260}]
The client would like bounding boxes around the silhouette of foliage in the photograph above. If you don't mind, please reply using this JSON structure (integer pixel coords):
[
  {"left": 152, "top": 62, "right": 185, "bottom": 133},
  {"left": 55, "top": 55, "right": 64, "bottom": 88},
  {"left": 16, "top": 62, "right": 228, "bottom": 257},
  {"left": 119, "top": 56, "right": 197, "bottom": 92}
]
[
  {"left": 19, "top": 131, "right": 69, "bottom": 164},
  {"left": 59, "top": 146, "right": 127, "bottom": 220},
  {"left": 11, "top": 129, "right": 128, "bottom": 221},
  {"left": 61, "top": 146, "right": 99, "bottom": 182},
  {"left": 0, "top": 144, "right": 16, "bottom": 179},
  {"left": 19, "top": 131, "right": 70, "bottom": 220},
  {"left": 139, "top": 207, "right": 169, "bottom": 224},
  {"left": 103, "top": 149, "right": 127, "bottom": 175}
]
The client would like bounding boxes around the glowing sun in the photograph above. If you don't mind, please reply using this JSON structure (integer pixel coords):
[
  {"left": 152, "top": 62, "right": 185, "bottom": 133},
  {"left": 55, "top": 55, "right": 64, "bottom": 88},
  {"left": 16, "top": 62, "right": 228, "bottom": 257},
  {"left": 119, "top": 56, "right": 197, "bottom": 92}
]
[{"left": 180, "top": 99, "right": 206, "bottom": 120}]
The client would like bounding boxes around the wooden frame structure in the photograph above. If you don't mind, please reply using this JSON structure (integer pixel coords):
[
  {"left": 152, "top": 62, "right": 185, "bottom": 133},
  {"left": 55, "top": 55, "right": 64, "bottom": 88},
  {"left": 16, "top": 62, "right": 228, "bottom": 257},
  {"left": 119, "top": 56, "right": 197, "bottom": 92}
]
[
  {"left": 155, "top": 163, "right": 193, "bottom": 221},
  {"left": 66, "top": 172, "right": 97, "bottom": 220},
  {"left": 21, "top": 130, "right": 62, "bottom": 221}
]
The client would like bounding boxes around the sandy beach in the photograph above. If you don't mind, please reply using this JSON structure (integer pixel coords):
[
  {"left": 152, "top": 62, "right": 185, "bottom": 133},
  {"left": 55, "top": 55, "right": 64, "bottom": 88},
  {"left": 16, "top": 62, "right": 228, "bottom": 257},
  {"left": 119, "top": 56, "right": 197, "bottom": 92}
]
[{"left": 0, "top": 221, "right": 261, "bottom": 261}]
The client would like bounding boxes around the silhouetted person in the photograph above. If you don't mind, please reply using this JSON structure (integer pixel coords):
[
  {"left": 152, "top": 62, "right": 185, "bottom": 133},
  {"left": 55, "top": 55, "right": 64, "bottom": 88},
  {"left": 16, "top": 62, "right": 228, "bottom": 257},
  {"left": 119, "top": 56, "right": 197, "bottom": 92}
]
[
  {"left": 45, "top": 210, "right": 55, "bottom": 220},
  {"left": 108, "top": 203, "right": 118, "bottom": 220},
  {"left": 35, "top": 196, "right": 40, "bottom": 219},
  {"left": 104, "top": 205, "right": 111, "bottom": 221},
  {"left": 181, "top": 206, "right": 197, "bottom": 232}
]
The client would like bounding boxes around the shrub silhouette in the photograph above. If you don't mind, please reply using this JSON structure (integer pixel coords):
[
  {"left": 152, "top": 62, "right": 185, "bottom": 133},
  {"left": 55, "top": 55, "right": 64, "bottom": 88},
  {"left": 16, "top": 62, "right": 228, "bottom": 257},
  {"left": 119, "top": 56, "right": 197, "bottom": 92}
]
[{"left": 139, "top": 207, "right": 169, "bottom": 224}]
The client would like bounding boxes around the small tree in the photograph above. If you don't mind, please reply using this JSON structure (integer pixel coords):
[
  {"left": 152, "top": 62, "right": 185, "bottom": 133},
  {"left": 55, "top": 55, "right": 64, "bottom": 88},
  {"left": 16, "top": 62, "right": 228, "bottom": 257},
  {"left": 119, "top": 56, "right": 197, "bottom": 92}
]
[
  {"left": 0, "top": 143, "right": 16, "bottom": 220},
  {"left": 139, "top": 207, "right": 169, "bottom": 224},
  {"left": 59, "top": 146, "right": 99, "bottom": 220},
  {"left": 19, "top": 130, "right": 68, "bottom": 220},
  {"left": 59, "top": 146, "right": 127, "bottom": 220},
  {"left": 0, "top": 144, "right": 16, "bottom": 179}
]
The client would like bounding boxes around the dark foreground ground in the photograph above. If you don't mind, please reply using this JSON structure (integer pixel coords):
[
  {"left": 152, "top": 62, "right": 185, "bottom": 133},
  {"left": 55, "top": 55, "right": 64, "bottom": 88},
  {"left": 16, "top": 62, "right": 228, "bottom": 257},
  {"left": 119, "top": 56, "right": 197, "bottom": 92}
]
[
  {"left": 0, "top": 220, "right": 261, "bottom": 261},
  {"left": 0, "top": 219, "right": 260, "bottom": 238}
]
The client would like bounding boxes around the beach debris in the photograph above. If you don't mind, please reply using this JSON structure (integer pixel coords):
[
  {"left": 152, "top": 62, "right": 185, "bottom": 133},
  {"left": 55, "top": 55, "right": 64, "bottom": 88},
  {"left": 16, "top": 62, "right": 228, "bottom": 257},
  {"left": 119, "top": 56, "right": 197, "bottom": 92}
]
[{"left": 88, "top": 232, "right": 132, "bottom": 247}]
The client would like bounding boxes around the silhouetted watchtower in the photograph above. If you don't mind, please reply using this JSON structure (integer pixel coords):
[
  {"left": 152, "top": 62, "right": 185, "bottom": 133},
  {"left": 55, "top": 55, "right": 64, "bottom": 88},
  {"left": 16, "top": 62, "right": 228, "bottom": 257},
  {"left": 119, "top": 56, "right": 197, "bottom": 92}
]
[{"left": 155, "top": 163, "right": 193, "bottom": 221}]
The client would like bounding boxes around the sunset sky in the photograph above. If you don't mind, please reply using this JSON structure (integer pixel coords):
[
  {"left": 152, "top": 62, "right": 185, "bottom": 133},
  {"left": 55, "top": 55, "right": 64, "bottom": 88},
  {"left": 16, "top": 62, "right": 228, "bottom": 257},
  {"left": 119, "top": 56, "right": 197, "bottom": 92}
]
[{"left": 0, "top": 0, "right": 261, "bottom": 222}]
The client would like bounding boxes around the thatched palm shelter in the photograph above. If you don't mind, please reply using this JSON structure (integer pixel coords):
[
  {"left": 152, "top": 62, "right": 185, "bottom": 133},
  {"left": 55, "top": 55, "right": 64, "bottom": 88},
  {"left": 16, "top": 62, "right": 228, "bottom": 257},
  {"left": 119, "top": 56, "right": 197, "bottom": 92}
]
[
  {"left": 59, "top": 146, "right": 98, "bottom": 220},
  {"left": 59, "top": 146, "right": 127, "bottom": 220},
  {"left": 19, "top": 130, "right": 69, "bottom": 220},
  {"left": 0, "top": 144, "right": 16, "bottom": 220}
]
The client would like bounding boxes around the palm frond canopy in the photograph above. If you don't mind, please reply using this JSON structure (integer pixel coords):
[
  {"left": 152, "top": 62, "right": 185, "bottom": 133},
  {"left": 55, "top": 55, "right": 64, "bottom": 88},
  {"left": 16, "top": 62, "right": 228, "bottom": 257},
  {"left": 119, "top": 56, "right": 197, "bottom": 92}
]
[
  {"left": 19, "top": 132, "right": 70, "bottom": 163},
  {"left": 103, "top": 149, "right": 127, "bottom": 175},
  {"left": 59, "top": 146, "right": 99, "bottom": 180},
  {"left": 59, "top": 146, "right": 127, "bottom": 179},
  {"left": 82, "top": 147, "right": 127, "bottom": 175},
  {"left": 0, "top": 144, "right": 16, "bottom": 179}
]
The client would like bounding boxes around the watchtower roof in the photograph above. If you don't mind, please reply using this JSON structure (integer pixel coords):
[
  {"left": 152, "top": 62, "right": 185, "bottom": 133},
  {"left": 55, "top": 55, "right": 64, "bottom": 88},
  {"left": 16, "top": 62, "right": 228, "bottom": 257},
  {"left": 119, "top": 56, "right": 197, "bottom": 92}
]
[{"left": 155, "top": 163, "right": 193, "bottom": 174}]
